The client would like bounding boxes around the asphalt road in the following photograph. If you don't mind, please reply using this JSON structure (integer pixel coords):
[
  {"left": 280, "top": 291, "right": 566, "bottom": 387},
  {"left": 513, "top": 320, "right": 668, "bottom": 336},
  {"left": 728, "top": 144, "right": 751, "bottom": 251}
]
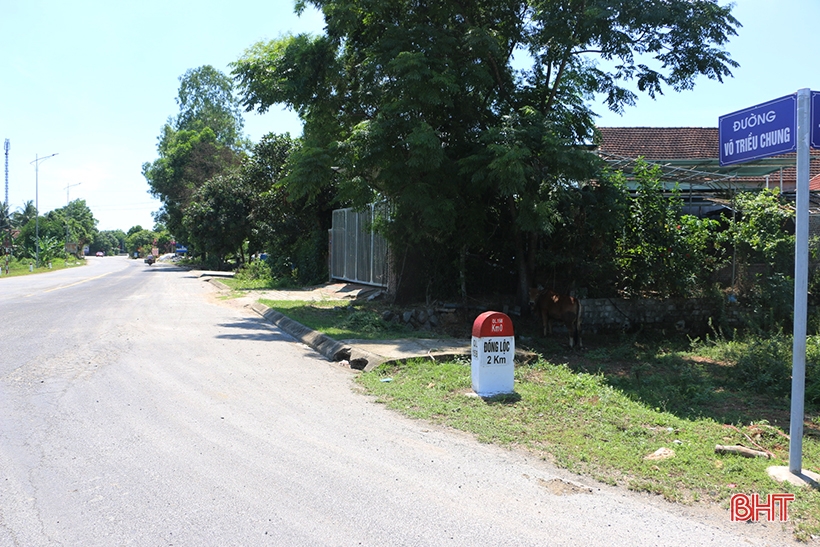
[{"left": 0, "top": 257, "right": 796, "bottom": 546}]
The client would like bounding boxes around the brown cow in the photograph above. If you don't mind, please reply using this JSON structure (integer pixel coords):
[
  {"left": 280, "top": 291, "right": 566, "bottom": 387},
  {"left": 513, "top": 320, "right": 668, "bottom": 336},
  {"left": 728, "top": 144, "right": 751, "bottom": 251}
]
[{"left": 528, "top": 287, "right": 582, "bottom": 349}]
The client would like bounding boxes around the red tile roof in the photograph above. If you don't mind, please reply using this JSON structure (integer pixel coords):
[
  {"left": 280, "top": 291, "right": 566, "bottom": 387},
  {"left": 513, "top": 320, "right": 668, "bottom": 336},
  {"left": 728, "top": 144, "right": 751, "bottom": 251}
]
[
  {"left": 811, "top": 173, "right": 820, "bottom": 192},
  {"left": 597, "top": 127, "right": 820, "bottom": 192},
  {"left": 597, "top": 127, "right": 718, "bottom": 159}
]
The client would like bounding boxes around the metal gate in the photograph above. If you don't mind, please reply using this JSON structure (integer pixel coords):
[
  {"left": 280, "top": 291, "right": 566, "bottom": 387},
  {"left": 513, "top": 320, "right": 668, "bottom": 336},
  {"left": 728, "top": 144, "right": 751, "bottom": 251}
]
[{"left": 329, "top": 204, "right": 388, "bottom": 287}]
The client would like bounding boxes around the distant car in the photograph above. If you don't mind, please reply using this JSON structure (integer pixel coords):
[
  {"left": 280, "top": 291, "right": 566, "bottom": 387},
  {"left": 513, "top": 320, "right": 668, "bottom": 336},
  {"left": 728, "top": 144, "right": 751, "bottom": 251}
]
[{"left": 95, "top": 251, "right": 104, "bottom": 257}]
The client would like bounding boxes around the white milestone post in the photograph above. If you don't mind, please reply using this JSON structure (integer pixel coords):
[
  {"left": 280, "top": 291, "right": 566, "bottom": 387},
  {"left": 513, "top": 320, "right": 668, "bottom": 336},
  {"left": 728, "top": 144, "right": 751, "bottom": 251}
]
[{"left": 789, "top": 88, "right": 811, "bottom": 475}]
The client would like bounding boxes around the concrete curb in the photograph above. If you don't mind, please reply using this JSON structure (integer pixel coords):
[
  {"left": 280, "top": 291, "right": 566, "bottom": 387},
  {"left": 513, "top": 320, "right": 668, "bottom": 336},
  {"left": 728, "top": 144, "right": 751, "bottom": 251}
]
[
  {"left": 249, "top": 302, "right": 387, "bottom": 371},
  {"left": 208, "top": 278, "right": 231, "bottom": 291}
]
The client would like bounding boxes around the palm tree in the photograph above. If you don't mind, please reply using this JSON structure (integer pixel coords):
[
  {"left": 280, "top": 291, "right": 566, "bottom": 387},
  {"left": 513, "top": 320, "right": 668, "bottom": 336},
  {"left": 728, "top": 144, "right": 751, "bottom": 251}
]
[
  {"left": 0, "top": 202, "right": 10, "bottom": 230},
  {"left": 11, "top": 200, "right": 36, "bottom": 229}
]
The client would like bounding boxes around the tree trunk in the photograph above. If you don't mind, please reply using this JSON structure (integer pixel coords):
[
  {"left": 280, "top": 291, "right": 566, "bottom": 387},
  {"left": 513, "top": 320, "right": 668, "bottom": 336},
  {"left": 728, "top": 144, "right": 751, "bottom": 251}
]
[
  {"left": 459, "top": 245, "right": 467, "bottom": 302},
  {"left": 508, "top": 196, "right": 530, "bottom": 309}
]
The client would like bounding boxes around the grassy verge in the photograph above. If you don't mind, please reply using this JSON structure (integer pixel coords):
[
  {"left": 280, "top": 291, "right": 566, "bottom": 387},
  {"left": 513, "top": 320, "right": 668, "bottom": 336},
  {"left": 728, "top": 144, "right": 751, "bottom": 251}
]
[
  {"left": 358, "top": 356, "right": 820, "bottom": 541},
  {"left": 0, "top": 257, "right": 86, "bottom": 278}
]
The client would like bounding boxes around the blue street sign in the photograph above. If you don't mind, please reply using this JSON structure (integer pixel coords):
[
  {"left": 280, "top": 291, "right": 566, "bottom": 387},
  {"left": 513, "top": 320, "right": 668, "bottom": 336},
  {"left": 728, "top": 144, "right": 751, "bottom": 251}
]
[
  {"left": 812, "top": 90, "right": 820, "bottom": 149},
  {"left": 719, "top": 94, "right": 797, "bottom": 166}
]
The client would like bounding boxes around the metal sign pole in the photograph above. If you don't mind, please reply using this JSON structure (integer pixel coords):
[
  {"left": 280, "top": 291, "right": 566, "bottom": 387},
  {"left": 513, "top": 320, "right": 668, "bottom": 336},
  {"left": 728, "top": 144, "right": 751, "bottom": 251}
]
[{"left": 789, "top": 88, "right": 811, "bottom": 474}]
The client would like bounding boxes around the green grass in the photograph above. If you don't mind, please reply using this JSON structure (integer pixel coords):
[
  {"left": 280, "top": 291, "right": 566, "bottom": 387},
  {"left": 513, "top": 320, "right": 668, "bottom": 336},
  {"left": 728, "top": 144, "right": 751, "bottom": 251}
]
[
  {"left": 258, "top": 299, "right": 447, "bottom": 340},
  {"left": 358, "top": 356, "right": 820, "bottom": 541},
  {"left": 219, "top": 276, "right": 299, "bottom": 291}
]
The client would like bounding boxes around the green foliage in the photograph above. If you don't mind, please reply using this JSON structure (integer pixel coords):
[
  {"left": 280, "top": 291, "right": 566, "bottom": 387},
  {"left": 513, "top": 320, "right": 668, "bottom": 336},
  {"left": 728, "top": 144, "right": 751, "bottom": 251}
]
[
  {"left": 174, "top": 65, "right": 247, "bottom": 148},
  {"left": 89, "top": 230, "right": 121, "bottom": 256},
  {"left": 732, "top": 333, "right": 793, "bottom": 397},
  {"left": 614, "top": 161, "right": 725, "bottom": 297},
  {"left": 693, "top": 332, "right": 820, "bottom": 404},
  {"left": 233, "top": 0, "right": 740, "bottom": 303},
  {"left": 0, "top": 202, "right": 11, "bottom": 232},
  {"left": 18, "top": 218, "right": 59, "bottom": 258},
  {"left": 257, "top": 299, "right": 431, "bottom": 340},
  {"left": 722, "top": 189, "right": 796, "bottom": 330},
  {"left": 26, "top": 235, "right": 66, "bottom": 263},
  {"left": 182, "top": 171, "right": 254, "bottom": 265},
  {"left": 11, "top": 200, "right": 36, "bottom": 229},
  {"left": 143, "top": 66, "right": 246, "bottom": 244},
  {"left": 143, "top": 127, "right": 243, "bottom": 242},
  {"left": 59, "top": 199, "right": 98, "bottom": 248},
  {"left": 234, "top": 259, "right": 273, "bottom": 281},
  {"left": 13, "top": 200, "right": 98, "bottom": 260},
  {"left": 244, "top": 133, "right": 332, "bottom": 285},
  {"left": 725, "top": 189, "right": 794, "bottom": 271},
  {"left": 125, "top": 229, "right": 156, "bottom": 257},
  {"left": 0, "top": 256, "right": 83, "bottom": 276}
]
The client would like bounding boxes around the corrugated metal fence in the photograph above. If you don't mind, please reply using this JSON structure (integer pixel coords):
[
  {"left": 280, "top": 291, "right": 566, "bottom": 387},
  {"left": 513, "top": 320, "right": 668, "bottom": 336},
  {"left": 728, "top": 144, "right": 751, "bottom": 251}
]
[{"left": 329, "top": 204, "right": 388, "bottom": 287}]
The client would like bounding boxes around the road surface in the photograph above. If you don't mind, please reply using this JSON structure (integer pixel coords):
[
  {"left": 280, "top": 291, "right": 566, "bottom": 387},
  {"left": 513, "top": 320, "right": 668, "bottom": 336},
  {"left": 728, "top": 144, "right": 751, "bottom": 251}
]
[{"left": 0, "top": 257, "right": 795, "bottom": 545}]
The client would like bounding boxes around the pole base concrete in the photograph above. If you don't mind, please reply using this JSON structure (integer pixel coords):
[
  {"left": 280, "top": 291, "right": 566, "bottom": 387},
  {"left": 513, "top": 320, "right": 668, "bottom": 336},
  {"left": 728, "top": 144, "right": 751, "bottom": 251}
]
[{"left": 767, "top": 466, "right": 820, "bottom": 488}]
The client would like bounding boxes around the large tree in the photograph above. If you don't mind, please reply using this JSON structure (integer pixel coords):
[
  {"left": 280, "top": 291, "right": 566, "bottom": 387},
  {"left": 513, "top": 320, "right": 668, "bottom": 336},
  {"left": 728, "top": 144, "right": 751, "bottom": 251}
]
[
  {"left": 143, "top": 127, "right": 241, "bottom": 242},
  {"left": 143, "top": 66, "right": 246, "bottom": 242},
  {"left": 173, "top": 65, "right": 247, "bottom": 148},
  {"left": 60, "top": 199, "right": 98, "bottom": 249},
  {"left": 182, "top": 171, "right": 255, "bottom": 265},
  {"left": 232, "top": 0, "right": 740, "bottom": 303}
]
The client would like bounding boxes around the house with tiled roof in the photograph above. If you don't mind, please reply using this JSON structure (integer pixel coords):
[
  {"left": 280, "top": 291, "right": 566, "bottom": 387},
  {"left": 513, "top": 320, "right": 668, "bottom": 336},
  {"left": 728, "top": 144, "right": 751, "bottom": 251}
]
[
  {"left": 597, "top": 127, "right": 820, "bottom": 194},
  {"left": 595, "top": 127, "right": 820, "bottom": 219}
]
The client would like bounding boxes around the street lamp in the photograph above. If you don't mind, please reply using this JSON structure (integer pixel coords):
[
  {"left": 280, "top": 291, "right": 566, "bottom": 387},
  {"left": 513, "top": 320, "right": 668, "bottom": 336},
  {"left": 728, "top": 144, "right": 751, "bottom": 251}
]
[
  {"left": 64, "top": 182, "right": 81, "bottom": 259},
  {"left": 30, "top": 152, "right": 58, "bottom": 267}
]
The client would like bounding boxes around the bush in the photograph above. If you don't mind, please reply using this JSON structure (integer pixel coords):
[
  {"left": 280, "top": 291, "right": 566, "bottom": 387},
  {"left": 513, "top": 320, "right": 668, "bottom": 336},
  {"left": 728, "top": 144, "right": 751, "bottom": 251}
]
[
  {"left": 235, "top": 259, "right": 273, "bottom": 281},
  {"left": 615, "top": 161, "right": 725, "bottom": 298}
]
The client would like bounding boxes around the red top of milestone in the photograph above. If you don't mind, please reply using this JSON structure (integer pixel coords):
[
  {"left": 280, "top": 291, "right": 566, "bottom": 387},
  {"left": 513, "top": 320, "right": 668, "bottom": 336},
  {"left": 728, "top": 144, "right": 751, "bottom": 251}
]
[{"left": 472, "top": 311, "right": 514, "bottom": 338}]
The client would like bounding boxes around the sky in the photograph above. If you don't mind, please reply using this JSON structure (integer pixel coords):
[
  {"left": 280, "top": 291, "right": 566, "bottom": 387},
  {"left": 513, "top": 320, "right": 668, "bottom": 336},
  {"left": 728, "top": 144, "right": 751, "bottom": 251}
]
[{"left": 1, "top": 0, "right": 818, "bottom": 232}]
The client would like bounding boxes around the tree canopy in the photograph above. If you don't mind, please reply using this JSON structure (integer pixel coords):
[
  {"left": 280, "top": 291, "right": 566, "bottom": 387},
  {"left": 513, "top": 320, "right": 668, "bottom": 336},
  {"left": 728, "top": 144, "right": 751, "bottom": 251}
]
[
  {"left": 182, "top": 171, "right": 255, "bottom": 265},
  {"left": 143, "top": 66, "right": 246, "bottom": 245},
  {"left": 15, "top": 199, "right": 98, "bottom": 259},
  {"left": 173, "top": 65, "right": 247, "bottom": 148},
  {"left": 232, "top": 0, "right": 741, "bottom": 302}
]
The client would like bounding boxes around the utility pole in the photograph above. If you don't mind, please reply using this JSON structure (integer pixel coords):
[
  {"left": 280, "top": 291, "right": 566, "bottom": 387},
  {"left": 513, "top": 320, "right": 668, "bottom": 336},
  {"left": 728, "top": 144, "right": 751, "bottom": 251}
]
[
  {"left": 4, "top": 139, "right": 9, "bottom": 274},
  {"left": 30, "top": 152, "right": 58, "bottom": 268},
  {"left": 4, "top": 139, "right": 8, "bottom": 208}
]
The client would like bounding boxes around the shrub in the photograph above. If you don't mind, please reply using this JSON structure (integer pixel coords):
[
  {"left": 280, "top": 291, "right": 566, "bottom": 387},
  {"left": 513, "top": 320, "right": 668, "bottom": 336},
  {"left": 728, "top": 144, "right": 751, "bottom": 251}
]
[{"left": 235, "top": 259, "right": 273, "bottom": 281}]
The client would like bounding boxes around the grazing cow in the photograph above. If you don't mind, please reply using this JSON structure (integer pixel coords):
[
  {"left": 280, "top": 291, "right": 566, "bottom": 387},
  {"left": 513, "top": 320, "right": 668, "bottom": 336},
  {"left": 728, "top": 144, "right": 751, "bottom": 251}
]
[{"left": 528, "top": 287, "right": 582, "bottom": 349}]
